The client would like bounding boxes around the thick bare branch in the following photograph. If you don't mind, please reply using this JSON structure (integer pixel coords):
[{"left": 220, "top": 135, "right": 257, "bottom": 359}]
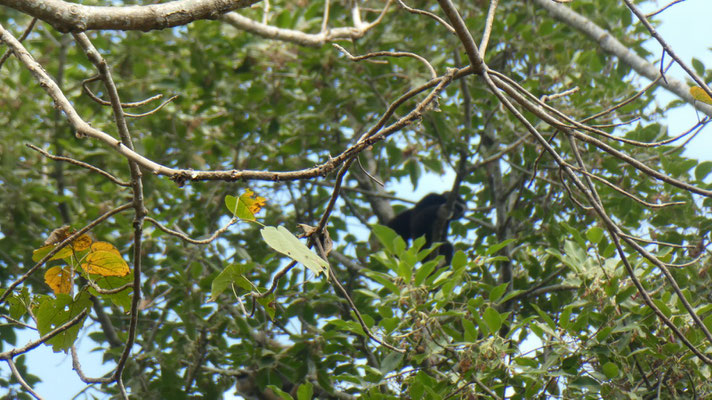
[
  {"left": 0, "top": 0, "right": 260, "bottom": 32},
  {"left": 221, "top": 0, "right": 390, "bottom": 47}
]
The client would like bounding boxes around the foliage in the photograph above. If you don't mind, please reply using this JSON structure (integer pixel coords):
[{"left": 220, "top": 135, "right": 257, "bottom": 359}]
[{"left": 1, "top": 0, "right": 712, "bottom": 399}]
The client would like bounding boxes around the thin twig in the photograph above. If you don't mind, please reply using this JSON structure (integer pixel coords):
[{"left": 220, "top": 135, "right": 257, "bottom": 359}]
[
  {"left": 333, "top": 43, "right": 437, "bottom": 79},
  {"left": 145, "top": 217, "right": 237, "bottom": 245},
  {"left": 571, "top": 165, "right": 686, "bottom": 209},
  {"left": 26, "top": 144, "right": 131, "bottom": 187},
  {"left": 396, "top": 0, "right": 455, "bottom": 34},
  {"left": 85, "top": 280, "right": 133, "bottom": 295},
  {"left": 479, "top": 0, "right": 500, "bottom": 59},
  {"left": 252, "top": 260, "right": 298, "bottom": 299},
  {"left": 82, "top": 76, "right": 170, "bottom": 109},
  {"left": 645, "top": 0, "right": 686, "bottom": 19}
]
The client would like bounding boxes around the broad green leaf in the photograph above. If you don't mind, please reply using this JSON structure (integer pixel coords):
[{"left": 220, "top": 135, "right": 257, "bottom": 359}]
[
  {"left": 36, "top": 292, "right": 91, "bottom": 352},
  {"left": 489, "top": 282, "right": 509, "bottom": 302},
  {"left": 266, "top": 385, "right": 294, "bottom": 400},
  {"left": 692, "top": 58, "right": 705, "bottom": 76},
  {"left": 210, "top": 263, "right": 254, "bottom": 301},
  {"left": 260, "top": 226, "right": 328, "bottom": 276},
  {"left": 371, "top": 224, "right": 398, "bottom": 254},
  {"left": 88, "top": 273, "right": 133, "bottom": 313},
  {"left": 483, "top": 307, "right": 502, "bottom": 335},
  {"left": 602, "top": 362, "right": 619, "bottom": 379},
  {"left": 296, "top": 382, "right": 314, "bottom": 400},
  {"left": 484, "top": 239, "right": 516, "bottom": 256},
  {"left": 462, "top": 318, "right": 477, "bottom": 342},
  {"left": 695, "top": 161, "right": 712, "bottom": 181},
  {"left": 586, "top": 226, "right": 604, "bottom": 244}
]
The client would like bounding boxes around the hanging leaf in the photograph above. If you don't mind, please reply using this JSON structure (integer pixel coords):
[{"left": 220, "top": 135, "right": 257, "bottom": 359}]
[
  {"left": 90, "top": 241, "right": 121, "bottom": 254},
  {"left": 44, "top": 266, "right": 73, "bottom": 295},
  {"left": 210, "top": 263, "right": 254, "bottom": 301},
  {"left": 260, "top": 226, "right": 328, "bottom": 276},
  {"left": 225, "top": 188, "right": 266, "bottom": 221},
  {"left": 71, "top": 234, "right": 93, "bottom": 251},
  {"left": 36, "top": 292, "right": 91, "bottom": 352},
  {"left": 690, "top": 86, "right": 712, "bottom": 105},
  {"left": 81, "top": 245, "right": 130, "bottom": 277}
]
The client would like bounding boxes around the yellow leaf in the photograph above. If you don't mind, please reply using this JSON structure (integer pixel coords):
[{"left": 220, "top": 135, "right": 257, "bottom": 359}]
[
  {"left": 82, "top": 251, "right": 130, "bottom": 277},
  {"left": 90, "top": 241, "right": 120, "bottom": 255},
  {"left": 72, "top": 234, "right": 93, "bottom": 251},
  {"left": 225, "top": 189, "right": 267, "bottom": 221},
  {"left": 44, "top": 266, "right": 73, "bottom": 295},
  {"left": 690, "top": 86, "right": 712, "bottom": 105},
  {"left": 241, "top": 189, "right": 267, "bottom": 215}
]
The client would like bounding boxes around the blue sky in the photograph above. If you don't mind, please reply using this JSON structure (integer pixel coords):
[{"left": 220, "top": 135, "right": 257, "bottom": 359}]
[{"left": 4, "top": 1, "right": 712, "bottom": 399}]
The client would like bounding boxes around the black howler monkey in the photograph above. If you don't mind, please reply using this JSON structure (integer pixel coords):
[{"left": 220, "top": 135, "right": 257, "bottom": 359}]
[{"left": 386, "top": 192, "right": 466, "bottom": 265}]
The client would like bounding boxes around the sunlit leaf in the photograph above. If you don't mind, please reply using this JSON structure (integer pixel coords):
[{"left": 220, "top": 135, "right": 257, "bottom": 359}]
[
  {"left": 260, "top": 226, "right": 328, "bottom": 276},
  {"left": 44, "top": 266, "right": 73, "bottom": 295},
  {"left": 82, "top": 250, "right": 130, "bottom": 277},
  {"left": 32, "top": 244, "right": 73, "bottom": 262},
  {"left": 90, "top": 241, "right": 120, "bottom": 255},
  {"left": 690, "top": 86, "right": 712, "bottom": 105},
  {"left": 72, "top": 234, "right": 93, "bottom": 251},
  {"left": 225, "top": 189, "right": 266, "bottom": 221}
]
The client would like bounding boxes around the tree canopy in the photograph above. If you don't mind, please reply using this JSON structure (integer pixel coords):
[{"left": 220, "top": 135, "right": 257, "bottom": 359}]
[{"left": 2, "top": 0, "right": 712, "bottom": 399}]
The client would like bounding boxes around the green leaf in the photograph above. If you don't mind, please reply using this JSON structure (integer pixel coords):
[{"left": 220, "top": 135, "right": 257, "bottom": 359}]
[
  {"left": 602, "top": 362, "right": 619, "bottom": 379},
  {"left": 586, "top": 226, "right": 604, "bottom": 244},
  {"left": 224, "top": 190, "right": 265, "bottom": 221},
  {"left": 530, "top": 304, "right": 556, "bottom": 330},
  {"left": 36, "top": 291, "right": 91, "bottom": 352},
  {"left": 267, "top": 385, "right": 294, "bottom": 400},
  {"left": 483, "top": 307, "right": 502, "bottom": 335},
  {"left": 489, "top": 282, "right": 509, "bottom": 302},
  {"left": 379, "top": 351, "right": 404, "bottom": 374},
  {"left": 261, "top": 226, "right": 328, "bottom": 276},
  {"left": 695, "top": 161, "right": 712, "bottom": 181},
  {"left": 371, "top": 224, "right": 399, "bottom": 254},
  {"left": 462, "top": 318, "right": 477, "bottom": 342},
  {"left": 414, "top": 259, "right": 438, "bottom": 286},
  {"left": 296, "top": 382, "right": 313, "bottom": 400},
  {"left": 256, "top": 293, "right": 276, "bottom": 320},
  {"left": 652, "top": 299, "right": 672, "bottom": 319},
  {"left": 210, "top": 263, "right": 254, "bottom": 301},
  {"left": 692, "top": 57, "right": 705, "bottom": 76},
  {"left": 484, "top": 239, "right": 516, "bottom": 256}
]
